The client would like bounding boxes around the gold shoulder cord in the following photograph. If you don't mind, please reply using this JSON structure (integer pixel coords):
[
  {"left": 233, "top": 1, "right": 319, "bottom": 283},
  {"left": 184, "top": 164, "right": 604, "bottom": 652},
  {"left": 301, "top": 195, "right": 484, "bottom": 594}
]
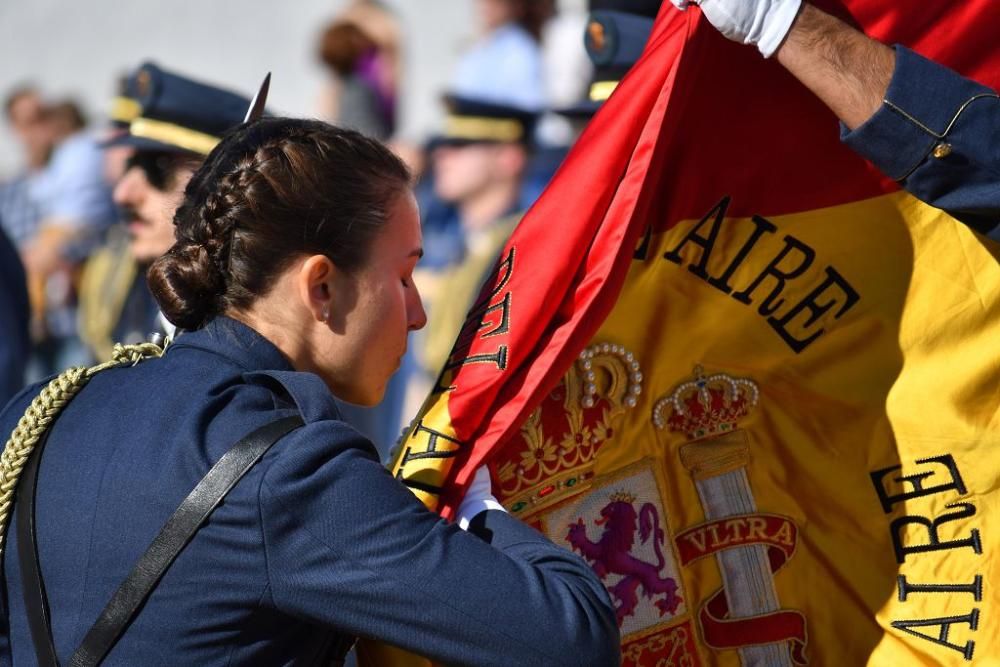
[{"left": 0, "top": 341, "right": 166, "bottom": 556}]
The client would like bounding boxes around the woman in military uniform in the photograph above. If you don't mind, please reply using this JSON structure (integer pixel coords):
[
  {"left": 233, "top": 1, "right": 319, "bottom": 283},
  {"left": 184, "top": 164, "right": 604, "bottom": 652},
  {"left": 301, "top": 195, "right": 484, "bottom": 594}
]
[{"left": 0, "top": 118, "right": 618, "bottom": 666}]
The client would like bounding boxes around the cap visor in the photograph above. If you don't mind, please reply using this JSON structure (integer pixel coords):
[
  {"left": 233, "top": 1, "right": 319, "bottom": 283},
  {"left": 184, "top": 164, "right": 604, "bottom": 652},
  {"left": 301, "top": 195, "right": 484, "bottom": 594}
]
[
  {"left": 426, "top": 135, "right": 503, "bottom": 151},
  {"left": 553, "top": 99, "right": 601, "bottom": 119},
  {"left": 99, "top": 133, "right": 197, "bottom": 155}
]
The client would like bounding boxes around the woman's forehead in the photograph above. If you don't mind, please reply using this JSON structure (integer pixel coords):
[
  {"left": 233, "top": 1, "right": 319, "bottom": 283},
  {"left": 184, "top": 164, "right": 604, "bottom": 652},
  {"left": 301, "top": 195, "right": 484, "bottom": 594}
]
[{"left": 378, "top": 192, "right": 422, "bottom": 257}]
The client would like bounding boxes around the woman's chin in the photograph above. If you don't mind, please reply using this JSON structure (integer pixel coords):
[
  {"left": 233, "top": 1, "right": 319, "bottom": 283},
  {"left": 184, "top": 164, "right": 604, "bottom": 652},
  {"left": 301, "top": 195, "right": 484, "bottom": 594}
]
[{"left": 327, "top": 380, "right": 383, "bottom": 408}]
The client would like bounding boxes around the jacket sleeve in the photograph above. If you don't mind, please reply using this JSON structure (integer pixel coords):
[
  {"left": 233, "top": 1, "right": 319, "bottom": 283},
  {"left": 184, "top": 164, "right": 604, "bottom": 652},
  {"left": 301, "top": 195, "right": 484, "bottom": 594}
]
[
  {"left": 842, "top": 46, "right": 1000, "bottom": 234},
  {"left": 258, "top": 420, "right": 619, "bottom": 667}
]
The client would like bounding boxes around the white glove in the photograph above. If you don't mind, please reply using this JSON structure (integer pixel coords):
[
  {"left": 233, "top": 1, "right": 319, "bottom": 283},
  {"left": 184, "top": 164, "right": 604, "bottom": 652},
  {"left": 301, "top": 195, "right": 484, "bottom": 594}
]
[
  {"left": 670, "top": 0, "right": 802, "bottom": 58},
  {"left": 456, "top": 466, "right": 507, "bottom": 531}
]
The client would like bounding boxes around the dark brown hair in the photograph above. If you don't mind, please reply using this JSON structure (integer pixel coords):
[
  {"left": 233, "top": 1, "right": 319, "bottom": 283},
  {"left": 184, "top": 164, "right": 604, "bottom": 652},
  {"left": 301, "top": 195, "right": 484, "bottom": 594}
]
[
  {"left": 518, "top": 0, "right": 555, "bottom": 42},
  {"left": 318, "top": 21, "right": 377, "bottom": 77},
  {"left": 148, "top": 117, "right": 410, "bottom": 330},
  {"left": 47, "top": 99, "right": 87, "bottom": 134}
]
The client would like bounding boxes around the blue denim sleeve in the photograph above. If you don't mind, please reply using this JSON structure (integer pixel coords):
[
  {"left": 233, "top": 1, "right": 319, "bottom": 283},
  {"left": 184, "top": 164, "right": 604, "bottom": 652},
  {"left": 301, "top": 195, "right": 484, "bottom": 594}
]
[
  {"left": 842, "top": 46, "right": 1000, "bottom": 234},
  {"left": 258, "top": 420, "right": 619, "bottom": 667}
]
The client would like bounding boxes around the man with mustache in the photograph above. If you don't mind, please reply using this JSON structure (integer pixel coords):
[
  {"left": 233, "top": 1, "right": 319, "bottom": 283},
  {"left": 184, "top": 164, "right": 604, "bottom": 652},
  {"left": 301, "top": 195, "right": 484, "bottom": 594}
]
[{"left": 79, "top": 63, "right": 252, "bottom": 358}]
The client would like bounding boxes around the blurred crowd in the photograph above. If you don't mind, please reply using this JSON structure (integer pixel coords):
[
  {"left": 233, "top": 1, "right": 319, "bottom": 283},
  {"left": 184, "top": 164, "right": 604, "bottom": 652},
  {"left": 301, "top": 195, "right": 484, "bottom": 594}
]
[{"left": 0, "top": 0, "right": 655, "bottom": 458}]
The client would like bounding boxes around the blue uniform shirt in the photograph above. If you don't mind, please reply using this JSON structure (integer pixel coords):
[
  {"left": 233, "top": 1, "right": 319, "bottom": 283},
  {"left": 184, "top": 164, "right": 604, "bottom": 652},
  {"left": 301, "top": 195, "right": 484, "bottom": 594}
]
[
  {"left": 0, "top": 317, "right": 618, "bottom": 666},
  {"left": 843, "top": 45, "right": 1000, "bottom": 237}
]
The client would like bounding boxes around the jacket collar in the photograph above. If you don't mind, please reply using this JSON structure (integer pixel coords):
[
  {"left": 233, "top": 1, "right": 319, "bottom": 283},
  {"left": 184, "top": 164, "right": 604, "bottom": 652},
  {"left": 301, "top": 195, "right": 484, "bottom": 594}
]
[
  {"left": 167, "top": 317, "right": 349, "bottom": 424},
  {"left": 167, "top": 316, "right": 294, "bottom": 374}
]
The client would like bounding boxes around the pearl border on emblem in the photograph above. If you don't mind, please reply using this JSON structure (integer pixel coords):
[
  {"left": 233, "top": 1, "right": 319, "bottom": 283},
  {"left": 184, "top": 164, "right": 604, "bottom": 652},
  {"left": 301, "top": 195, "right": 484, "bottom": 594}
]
[{"left": 576, "top": 342, "right": 643, "bottom": 409}]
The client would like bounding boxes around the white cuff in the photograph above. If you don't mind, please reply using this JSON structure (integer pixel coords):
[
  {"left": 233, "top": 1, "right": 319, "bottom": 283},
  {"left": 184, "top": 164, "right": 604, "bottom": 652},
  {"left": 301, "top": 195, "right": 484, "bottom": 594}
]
[
  {"left": 757, "top": 0, "right": 801, "bottom": 57},
  {"left": 457, "top": 498, "right": 507, "bottom": 531}
]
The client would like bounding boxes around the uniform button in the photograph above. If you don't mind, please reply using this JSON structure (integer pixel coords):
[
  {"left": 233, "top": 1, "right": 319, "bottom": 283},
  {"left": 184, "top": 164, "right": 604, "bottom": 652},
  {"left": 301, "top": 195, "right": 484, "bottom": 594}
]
[{"left": 932, "top": 142, "right": 953, "bottom": 158}]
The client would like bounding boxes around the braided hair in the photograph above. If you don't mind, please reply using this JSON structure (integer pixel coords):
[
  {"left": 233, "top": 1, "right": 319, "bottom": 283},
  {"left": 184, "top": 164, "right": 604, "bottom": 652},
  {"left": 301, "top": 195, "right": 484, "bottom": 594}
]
[{"left": 148, "top": 118, "right": 410, "bottom": 330}]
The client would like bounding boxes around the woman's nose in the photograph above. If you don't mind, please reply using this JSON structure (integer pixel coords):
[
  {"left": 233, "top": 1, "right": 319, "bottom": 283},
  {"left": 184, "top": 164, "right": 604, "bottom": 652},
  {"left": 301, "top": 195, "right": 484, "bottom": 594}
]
[{"left": 408, "top": 291, "right": 428, "bottom": 332}]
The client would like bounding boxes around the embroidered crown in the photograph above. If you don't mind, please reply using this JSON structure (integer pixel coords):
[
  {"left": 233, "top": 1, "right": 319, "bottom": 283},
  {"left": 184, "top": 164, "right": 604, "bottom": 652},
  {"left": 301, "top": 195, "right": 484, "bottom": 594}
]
[
  {"left": 490, "top": 342, "right": 642, "bottom": 516},
  {"left": 653, "top": 365, "right": 758, "bottom": 441},
  {"left": 609, "top": 490, "right": 636, "bottom": 504}
]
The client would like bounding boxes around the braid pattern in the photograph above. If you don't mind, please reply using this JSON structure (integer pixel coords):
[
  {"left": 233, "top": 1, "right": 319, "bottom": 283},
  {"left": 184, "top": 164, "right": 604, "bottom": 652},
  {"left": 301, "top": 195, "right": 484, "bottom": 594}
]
[
  {"left": 0, "top": 342, "right": 165, "bottom": 555},
  {"left": 148, "top": 117, "right": 411, "bottom": 331},
  {"left": 179, "top": 164, "right": 257, "bottom": 280}
]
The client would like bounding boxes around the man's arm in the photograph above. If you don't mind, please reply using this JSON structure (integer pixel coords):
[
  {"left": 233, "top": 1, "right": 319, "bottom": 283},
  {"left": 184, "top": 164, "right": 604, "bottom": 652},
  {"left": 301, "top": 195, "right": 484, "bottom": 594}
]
[
  {"left": 774, "top": 4, "right": 893, "bottom": 131},
  {"left": 778, "top": 4, "right": 1000, "bottom": 232},
  {"left": 677, "top": 0, "right": 1000, "bottom": 231}
]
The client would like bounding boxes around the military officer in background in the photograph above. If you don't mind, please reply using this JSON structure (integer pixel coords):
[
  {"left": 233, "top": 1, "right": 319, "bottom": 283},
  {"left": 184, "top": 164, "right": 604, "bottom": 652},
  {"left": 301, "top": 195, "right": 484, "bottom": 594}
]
[
  {"left": 556, "top": 0, "right": 660, "bottom": 122},
  {"left": 415, "top": 95, "right": 538, "bottom": 380},
  {"left": 78, "top": 63, "right": 252, "bottom": 359}
]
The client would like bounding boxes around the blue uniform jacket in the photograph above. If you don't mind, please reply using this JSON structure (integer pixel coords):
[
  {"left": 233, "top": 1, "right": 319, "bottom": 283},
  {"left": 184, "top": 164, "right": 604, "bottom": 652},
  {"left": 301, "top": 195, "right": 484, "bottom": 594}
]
[
  {"left": 0, "top": 223, "right": 29, "bottom": 409},
  {"left": 0, "top": 317, "right": 618, "bottom": 666},
  {"left": 843, "top": 46, "right": 1000, "bottom": 237}
]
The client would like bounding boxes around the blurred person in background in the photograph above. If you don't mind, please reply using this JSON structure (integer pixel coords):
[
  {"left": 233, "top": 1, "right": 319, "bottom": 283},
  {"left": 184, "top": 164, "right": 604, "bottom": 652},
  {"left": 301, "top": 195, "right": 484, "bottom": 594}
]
[
  {"left": 3, "top": 88, "right": 117, "bottom": 379},
  {"left": 400, "top": 0, "right": 657, "bottom": 434},
  {"left": 396, "top": 1, "right": 550, "bottom": 422},
  {"left": 553, "top": 0, "right": 661, "bottom": 124},
  {"left": 316, "top": 0, "right": 416, "bottom": 457},
  {"left": 0, "top": 87, "right": 50, "bottom": 402},
  {"left": 28, "top": 99, "right": 115, "bottom": 289},
  {"left": 76, "top": 72, "right": 148, "bottom": 361},
  {"left": 522, "top": 0, "right": 594, "bottom": 206},
  {"left": 421, "top": 0, "right": 555, "bottom": 259},
  {"left": 78, "top": 63, "right": 252, "bottom": 360},
  {"left": 316, "top": 0, "right": 400, "bottom": 141},
  {"left": 0, "top": 87, "right": 48, "bottom": 251},
  {"left": 412, "top": 95, "right": 537, "bottom": 392},
  {"left": 0, "top": 220, "right": 30, "bottom": 409},
  {"left": 452, "top": 0, "right": 549, "bottom": 113},
  {"left": 414, "top": 0, "right": 552, "bottom": 272},
  {"left": 536, "top": 0, "right": 592, "bottom": 148},
  {"left": 100, "top": 73, "right": 143, "bottom": 186}
]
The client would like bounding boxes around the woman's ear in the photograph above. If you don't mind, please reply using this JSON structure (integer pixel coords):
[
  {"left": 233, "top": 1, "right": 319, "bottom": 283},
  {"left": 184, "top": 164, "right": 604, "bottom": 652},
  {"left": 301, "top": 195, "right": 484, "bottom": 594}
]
[{"left": 297, "top": 254, "right": 336, "bottom": 324}]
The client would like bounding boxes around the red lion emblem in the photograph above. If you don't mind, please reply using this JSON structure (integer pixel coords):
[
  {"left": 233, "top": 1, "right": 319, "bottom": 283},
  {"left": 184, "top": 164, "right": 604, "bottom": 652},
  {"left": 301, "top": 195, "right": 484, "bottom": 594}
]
[{"left": 567, "top": 497, "right": 683, "bottom": 626}]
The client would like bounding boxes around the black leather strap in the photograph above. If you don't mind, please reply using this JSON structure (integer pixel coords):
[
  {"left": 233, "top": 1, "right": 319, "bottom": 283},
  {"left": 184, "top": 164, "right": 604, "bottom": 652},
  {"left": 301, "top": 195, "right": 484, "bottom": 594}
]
[
  {"left": 70, "top": 414, "right": 303, "bottom": 666},
  {"left": 15, "top": 414, "right": 303, "bottom": 667},
  {"left": 16, "top": 431, "right": 60, "bottom": 667}
]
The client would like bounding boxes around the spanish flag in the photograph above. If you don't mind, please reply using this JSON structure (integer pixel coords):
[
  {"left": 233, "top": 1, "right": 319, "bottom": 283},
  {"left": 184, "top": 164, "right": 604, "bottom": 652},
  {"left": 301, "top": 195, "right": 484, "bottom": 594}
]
[
  {"left": 388, "top": 8, "right": 688, "bottom": 518},
  {"left": 385, "top": 1, "right": 1000, "bottom": 665}
]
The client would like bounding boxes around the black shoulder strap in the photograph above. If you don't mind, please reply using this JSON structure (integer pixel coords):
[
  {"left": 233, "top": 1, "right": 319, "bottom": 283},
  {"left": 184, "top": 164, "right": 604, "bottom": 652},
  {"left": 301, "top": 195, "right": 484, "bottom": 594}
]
[
  {"left": 17, "top": 414, "right": 304, "bottom": 667},
  {"left": 16, "top": 430, "right": 59, "bottom": 667}
]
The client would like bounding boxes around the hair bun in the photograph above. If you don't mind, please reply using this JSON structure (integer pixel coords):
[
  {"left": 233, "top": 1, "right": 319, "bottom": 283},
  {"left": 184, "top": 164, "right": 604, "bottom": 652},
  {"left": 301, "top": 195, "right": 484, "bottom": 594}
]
[{"left": 147, "top": 241, "right": 226, "bottom": 330}]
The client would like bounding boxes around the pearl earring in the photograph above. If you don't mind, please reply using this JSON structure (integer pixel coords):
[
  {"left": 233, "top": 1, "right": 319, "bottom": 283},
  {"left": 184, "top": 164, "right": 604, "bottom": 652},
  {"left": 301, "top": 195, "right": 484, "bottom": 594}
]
[{"left": 322, "top": 307, "right": 330, "bottom": 322}]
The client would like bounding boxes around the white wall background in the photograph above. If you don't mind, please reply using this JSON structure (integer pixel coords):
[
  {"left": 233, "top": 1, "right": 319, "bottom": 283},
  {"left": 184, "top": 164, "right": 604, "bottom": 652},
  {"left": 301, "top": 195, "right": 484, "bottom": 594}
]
[{"left": 0, "top": 0, "right": 478, "bottom": 177}]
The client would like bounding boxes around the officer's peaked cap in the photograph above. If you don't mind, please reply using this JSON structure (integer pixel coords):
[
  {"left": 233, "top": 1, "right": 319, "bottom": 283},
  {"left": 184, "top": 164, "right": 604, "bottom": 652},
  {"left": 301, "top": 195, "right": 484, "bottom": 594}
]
[
  {"left": 556, "top": 0, "right": 657, "bottom": 118},
  {"left": 109, "top": 62, "right": 254, "bottom": 156},
  {"left": 430, "top": 95, "right": 539, "bottom": 149}
]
